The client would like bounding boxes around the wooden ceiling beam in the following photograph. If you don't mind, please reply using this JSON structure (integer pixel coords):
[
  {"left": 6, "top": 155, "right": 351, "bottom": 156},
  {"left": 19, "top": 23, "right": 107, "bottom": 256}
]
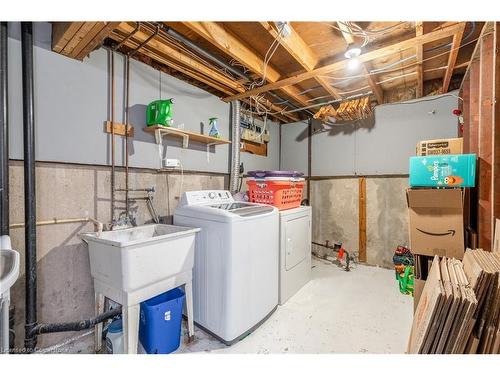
[
  {"left": 73, "top": 22, "right": 120, "bottom": 60},
  {"left": 260, "top": 22, "right": 341, "bottom": 100},
  {"left": 61, "top": 22, "right": 97, "bottom": 56},
  {"left": 415, "top": 22, "right": 424, "bottom": 98},
  {"left": 336, "top": 22, "right": 383, "bottom": 104},
  {"left": 442, "top": 23, "right": 466, "bottom": 93},
  {"left": 113, "top": 23, "right": 244, "bottom": 93},
  {"left": 336, "top": 22, "right": 355, "bottom": 45},
  {"left": 181, "top": 21, "right": 311, "bottom": 108},
  {"left": 52, "top": 22, "right": 84, "bottom": 53},
  {"left": 110, "top": 25, "right": 298, "bottom": 123},
  {"left": 224, "top": 22, "right": 466, "bottom": 102},
  {"left": 362, "top": 63, "right": 384, "bottom": 104}
]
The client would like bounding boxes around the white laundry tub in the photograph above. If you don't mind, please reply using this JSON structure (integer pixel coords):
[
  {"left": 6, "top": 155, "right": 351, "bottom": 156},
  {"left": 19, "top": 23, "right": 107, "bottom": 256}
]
[{"left": 80, "top": 224, "right": 200, "bottom": 293}]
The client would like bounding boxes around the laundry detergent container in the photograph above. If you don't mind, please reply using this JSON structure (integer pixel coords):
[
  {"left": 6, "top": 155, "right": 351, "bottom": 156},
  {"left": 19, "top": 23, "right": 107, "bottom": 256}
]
[{"left": 139, "top": 288, "right": 185, "bottom": 354}]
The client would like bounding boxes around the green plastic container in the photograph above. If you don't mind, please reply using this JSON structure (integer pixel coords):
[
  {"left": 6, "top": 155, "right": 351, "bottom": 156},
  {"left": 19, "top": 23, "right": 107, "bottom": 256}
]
[
  {"left": 146, "top": 99, "right": 174, "bottom": 127},
  {"left": 409, "top": 153, "right": 476, "bottom": 188}
]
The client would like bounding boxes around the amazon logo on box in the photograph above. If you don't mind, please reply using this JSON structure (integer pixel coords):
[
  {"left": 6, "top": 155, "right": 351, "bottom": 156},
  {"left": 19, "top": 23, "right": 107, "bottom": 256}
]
[{"left": 406, "top": 188, "right": 465, "bottom": 260}]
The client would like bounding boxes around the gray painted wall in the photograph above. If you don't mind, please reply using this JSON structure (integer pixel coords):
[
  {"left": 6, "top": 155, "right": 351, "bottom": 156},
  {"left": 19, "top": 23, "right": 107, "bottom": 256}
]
[
  {"left": 6, "top": 22, "right": 278, "bottom": 174},
  {"left": 281, "top": 93, "right": 459, "bottom": 176},
  {"left": 240, "top": 117, "right": 280, "bottom": 172},
  {"left": 280, "top": 120, "right": 308, "bottom": 174}
]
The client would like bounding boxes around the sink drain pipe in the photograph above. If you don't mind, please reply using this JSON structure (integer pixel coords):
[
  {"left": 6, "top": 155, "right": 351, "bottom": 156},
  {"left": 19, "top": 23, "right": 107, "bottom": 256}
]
[
  {"left": 0, "top": 22, "right": 8, "bottom": 236},
  {"left": 21, "top": 23, "right": 121, "bottom": 353},
  {"left": 21, "top": 22, "right": 38, "bottom": 351}
]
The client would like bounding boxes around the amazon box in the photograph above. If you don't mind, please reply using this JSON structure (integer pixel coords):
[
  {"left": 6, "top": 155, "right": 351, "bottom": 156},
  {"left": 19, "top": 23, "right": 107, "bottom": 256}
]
[
  {"left": 416, "top": 137, "right": 463, "bottom": 156},
  {"left": 406, "top": 188, "right": 465, "bottom": 259}
]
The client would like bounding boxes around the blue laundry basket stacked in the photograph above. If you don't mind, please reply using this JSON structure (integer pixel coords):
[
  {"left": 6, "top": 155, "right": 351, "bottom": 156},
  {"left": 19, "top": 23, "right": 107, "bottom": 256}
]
[{"left": 139, "top": 288, "right": 186, "bottom": 354}]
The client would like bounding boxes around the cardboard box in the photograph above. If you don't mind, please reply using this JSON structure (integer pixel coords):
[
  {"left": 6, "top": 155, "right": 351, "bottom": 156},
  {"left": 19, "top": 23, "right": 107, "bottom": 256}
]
[
  {"left": 409, "top": 154, "right": 476, "bottom": 188},
  {"left": 413, "top": 278, "right": 426, "bottom": 312},
  {"left": 494, "top": 219, "right": 500, "bottom": 253},
  {"left": 416, "top": 137, "right": 463, "bottom": 156},
  {"left": 407, "top": 188, "right": 465, "bottom": 259}
]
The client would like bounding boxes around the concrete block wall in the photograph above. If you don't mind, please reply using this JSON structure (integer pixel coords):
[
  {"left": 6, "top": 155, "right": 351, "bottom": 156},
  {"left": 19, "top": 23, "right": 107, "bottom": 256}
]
[
  {"left": 310, "top": 177, "right": 409, "bottom": 269},
  {"left": 8, "top": 161, "right": 227, "bottom": 351}
]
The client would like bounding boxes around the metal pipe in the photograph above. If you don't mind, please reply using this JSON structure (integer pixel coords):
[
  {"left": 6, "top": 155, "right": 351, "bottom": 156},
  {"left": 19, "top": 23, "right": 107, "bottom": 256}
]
[
  {"left": 21, "top": 22, "right": 37, "bottom": 351},
  {"left": 229, "top": 101, "right": 241, "bottom": 194},
  {"left": 30, "top": 307, "right": 121, "bottom": 336},
  {"left": 155, "top": 23, "right": 300, "bottom": 112},
  {"left": 129, "top": 25, "right": 159, "bottom": 58},
  {"left": 158, "top": 23, "right": 248, "bottom": 81},
  {"left": 125, "top": 55, "right": 130, "bottom": 220},
  {"left": 110, "top": 51, "right": 116, "bottom": 224},
  {"left": 9, "top": 217, "right": 94, "bottom": 229},
  {"left": 0, "top": 22, "right": 9, "bottom": 235},
  {"left": 312, "top": 241, "right": 351, "bottom": 271},
  {"left": 114, "top": 22, "right": 141, "bottom": 51}
]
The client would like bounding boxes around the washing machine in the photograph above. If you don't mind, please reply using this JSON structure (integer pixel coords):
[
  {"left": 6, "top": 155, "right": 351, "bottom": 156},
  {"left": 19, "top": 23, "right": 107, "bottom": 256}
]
[
  {"left": 279, "top": 206, "right": 312, "bottom": 305},
  {"left": 174, "top": 190, "right": 279, "bottom": 345}
]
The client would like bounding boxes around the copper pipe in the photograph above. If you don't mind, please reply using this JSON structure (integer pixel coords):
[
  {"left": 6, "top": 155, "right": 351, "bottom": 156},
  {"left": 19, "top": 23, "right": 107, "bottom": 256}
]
[
  {"left": 110, "top": 51, "right": 116, "bottom": 222},
  {"left": 114, "top": 22, "right": 141, "bottom": 51},
  {"left": 10, "top": 217, "right": 93, "bottom": 229},
  {"left": 129, "top": 25, "right": 159, "bottom": 57}
]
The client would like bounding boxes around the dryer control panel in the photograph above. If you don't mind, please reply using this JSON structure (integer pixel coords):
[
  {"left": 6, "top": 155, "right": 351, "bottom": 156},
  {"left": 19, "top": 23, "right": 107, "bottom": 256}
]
[{"left": 179, "top": 190, "right": 234, "bottom": 206}]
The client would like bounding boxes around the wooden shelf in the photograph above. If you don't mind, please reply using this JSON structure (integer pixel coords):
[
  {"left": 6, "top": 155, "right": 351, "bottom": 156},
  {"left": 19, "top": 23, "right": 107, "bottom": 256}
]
[{"left": 143, "top": 125, "right": 231, "bottom": 148}]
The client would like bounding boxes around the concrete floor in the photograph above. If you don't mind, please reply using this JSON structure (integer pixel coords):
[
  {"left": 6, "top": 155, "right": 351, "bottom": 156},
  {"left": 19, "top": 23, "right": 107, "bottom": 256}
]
[{"left": 177, "top": 259, "right": 413, "bottom": 354}]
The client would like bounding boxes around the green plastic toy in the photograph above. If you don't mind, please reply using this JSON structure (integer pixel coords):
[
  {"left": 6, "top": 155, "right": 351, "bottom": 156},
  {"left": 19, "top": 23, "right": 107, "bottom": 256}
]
[
  {"left": 397, "top": 266, "right": 414, "bottom": 296},
  {"left": 146, "top": 99, "right": 174, "bottom": 127}
]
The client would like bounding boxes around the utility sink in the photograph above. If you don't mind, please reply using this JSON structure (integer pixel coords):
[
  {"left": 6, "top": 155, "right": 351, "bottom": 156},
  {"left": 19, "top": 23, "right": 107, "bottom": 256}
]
[
  {"left": 1, "top": 248, "right": 20, "bottom": 296},
  {"left": 80, "top": 224, "right": 200, "bottom": 293}
]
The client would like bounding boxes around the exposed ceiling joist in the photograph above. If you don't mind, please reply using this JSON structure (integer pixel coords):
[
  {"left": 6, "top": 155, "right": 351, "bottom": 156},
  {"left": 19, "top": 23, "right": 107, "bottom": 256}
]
[
  {"left": 260, "top": 22, "right": 341, "bottom": 100},
  {"left": 336, "top": 21, "right": 383, "bottom": 104},
  {"left": 113, "top": 23, "right": 244, "bottom": 93},
  {"left": 362, "top": 63, "right": 384, "bottom": 104},
  {"left": 336, "top": 22, "right": 355, "bottom": 45},
  {"left": 52, "top": 22, "right": 84, "bottom": 53},
  {"left": 442, "top": 23, "right": 466, "bottom": 93},
  {"left": 181, "top": 21, "right": 311, "bottom": 108},
  {"left": 111, "top": 24, "right": 299, "bottom": 123},
  {"left": 415, "top": 22, "right": 424, "bottom": 98},
  {"left": 74, "top": 22, "right": 120, "bottom": 60},
  {"left": 223, "top": 22, "right": 466, "bottom": 103}
]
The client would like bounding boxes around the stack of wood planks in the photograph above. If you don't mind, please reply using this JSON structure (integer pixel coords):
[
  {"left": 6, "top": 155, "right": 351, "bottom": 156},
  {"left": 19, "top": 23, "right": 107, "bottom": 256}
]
[
  {"left": 408, "top": 250, "right": 500, "bottom": 354},
  {"left": 462, "top": 249, "right": 500, "bottom": 353}
]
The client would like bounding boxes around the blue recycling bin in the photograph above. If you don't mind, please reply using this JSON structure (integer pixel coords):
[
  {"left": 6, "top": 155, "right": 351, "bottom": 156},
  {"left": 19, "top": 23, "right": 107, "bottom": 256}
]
[{"left": 139, "top": 288, "right": 186, "bottom": 354}]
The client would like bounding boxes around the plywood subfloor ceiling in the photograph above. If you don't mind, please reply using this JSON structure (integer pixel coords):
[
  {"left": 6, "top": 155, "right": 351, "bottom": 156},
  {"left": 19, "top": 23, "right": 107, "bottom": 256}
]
[{"left": 51, "top": 21, "right": 483, "bottom": 123}]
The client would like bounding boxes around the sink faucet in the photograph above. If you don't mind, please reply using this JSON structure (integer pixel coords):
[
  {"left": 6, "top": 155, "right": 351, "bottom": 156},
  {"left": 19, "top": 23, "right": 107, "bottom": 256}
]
[{"left": 87, "top": 217, "right": 104, "bottom": 237}]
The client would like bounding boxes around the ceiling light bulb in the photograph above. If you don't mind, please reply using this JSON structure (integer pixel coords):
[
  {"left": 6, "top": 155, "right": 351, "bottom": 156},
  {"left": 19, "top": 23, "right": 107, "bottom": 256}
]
[
  {"left": 344, "top": 47, "right": 361, "bottom": 59},
  {"left": 348, "top": 57, "right": 360, "bottom": 70}
]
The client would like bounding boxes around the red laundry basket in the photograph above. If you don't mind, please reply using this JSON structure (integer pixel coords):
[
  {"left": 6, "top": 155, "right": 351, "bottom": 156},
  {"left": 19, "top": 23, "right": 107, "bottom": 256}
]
[{"left": 246, "top": 178, "right": 305, "bottom": 210}]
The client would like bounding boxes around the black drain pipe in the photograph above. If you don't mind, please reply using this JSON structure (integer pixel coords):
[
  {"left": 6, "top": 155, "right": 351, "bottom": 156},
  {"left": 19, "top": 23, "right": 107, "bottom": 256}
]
[
  {"left": 30, "top": 307, "right": 122, "bottom": 336},
  {"left": 21, "top": 22, "right": 38, "bottom": 351},
  {"left": 20, "top": 22, "right": 122, "bottom": 352},
  {"left": 0, "top": 22, "right": 9, "bottom": 235}
]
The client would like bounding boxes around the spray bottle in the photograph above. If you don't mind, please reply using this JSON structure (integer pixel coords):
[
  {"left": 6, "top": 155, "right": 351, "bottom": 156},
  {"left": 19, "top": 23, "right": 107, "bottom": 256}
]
[{"left": 208, "top": 117, "right": 221, "bottom": 138}]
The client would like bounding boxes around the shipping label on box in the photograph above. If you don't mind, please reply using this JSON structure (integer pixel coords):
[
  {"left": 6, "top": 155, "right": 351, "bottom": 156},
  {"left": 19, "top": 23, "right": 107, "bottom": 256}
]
[
  {"left": 406, "top": 189, "right": 465, "bottom": 259},
  {"left": 409, "top": 154, "right": 476, "bottom": 188},
  {"left": 416, "top": 137, "right": 463, "bottom": 156}
]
